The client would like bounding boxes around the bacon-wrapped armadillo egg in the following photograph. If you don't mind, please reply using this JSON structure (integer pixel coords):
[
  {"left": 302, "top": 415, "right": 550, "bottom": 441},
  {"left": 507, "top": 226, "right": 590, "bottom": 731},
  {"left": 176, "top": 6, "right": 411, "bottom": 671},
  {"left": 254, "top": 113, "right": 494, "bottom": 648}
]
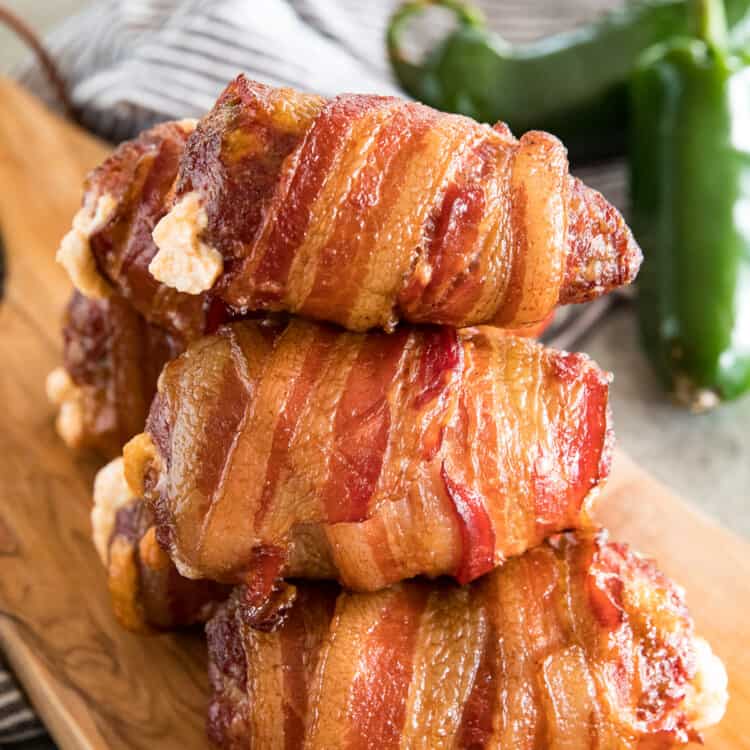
[
  {"left": 207, "top": 531, "right": 728, "bottom": 750},
  {"left": 123, "top": 317, "right": 613, "bottom": 592},
  {"left": 147, "top": 75, "right": 641, "bottom": 332},
  {"left": 46, "top": 292, "right": 184, "bottom": 458},
  {"left": 91, "top": 457, "right": 227, "bottom": 631}
]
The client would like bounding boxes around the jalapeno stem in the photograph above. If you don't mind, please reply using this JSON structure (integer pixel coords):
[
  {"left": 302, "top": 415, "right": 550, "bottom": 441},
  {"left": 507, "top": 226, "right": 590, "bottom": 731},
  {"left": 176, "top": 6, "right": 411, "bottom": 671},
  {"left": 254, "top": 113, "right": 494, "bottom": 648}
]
[
  {"left": 693, "top": 0, "right": 729, "bottom": 50},
  {"left": 387, "top": 0, "right": 484, "bottom": 64}
]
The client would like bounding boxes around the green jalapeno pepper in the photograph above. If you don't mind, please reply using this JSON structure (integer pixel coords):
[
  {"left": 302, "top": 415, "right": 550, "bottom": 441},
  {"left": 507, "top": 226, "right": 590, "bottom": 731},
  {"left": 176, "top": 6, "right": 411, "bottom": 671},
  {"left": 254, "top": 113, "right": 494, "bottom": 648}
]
[
  {"left": 632, "top": 0, "right": 750, "bottom": 410},
  {"left": 387, "top": 0, "right": 750, "bottom": 163}
]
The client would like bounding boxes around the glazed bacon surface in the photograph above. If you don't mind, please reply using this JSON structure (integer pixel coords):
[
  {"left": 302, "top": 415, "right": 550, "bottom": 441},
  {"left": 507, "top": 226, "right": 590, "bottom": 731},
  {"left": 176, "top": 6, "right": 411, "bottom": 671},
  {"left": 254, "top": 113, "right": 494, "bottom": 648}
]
[
  {"left": 147, "top": 75, "right": 642, "bottom": 332},
  {"left": 47, "top": 292, "right": 183, "bottom": 458},
  {"left": 207, "top": 531, "right": 726, "bottom": 749},
  {"left": 47, "top": 293, "right": 543, "bottom": 460},
  {"left": 105, "top": 492, "right": 227, "bottom": 632},
  {"left": 125, "top": 318, "right": 613, "bottom": 591},
  {"left": 91, "top": 458, "right": 227, "bottom": 632},
  {"left": 56, "top": 119, "right": 232, "bottom": 339},
  {"left": 50, "top": 119, "right": 239, "bottom": 456}
]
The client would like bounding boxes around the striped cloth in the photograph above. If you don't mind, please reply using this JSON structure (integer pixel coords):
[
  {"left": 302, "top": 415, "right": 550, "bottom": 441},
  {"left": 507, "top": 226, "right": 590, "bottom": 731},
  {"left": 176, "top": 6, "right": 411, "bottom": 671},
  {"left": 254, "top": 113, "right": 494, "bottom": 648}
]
[
  {"left": 0, "top": 660, "right": 45, "bottom": 745},
  {"left": 6, "top": 1, "right": 626, "bottom": 746}
]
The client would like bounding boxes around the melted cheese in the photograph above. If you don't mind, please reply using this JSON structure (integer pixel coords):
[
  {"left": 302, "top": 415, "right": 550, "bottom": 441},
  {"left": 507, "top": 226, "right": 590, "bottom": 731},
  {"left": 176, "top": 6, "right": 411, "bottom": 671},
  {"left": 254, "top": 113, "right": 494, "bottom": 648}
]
[
  {"left": 176, "top": 118, "right": 198, "bottom": 134},
  {"left": 46, "top": 367, "right": 84, "bottom": 448},
  {"left": 46, "top": 366, "right": 75, "bottom": 405},
  {"left": 122, "top": 432, "right": 158, "bottom": 497},
  {"left": 684, "top": 636, "right": 729, "bottom": 731},
  {"left": 91, "top": 457, "right": 135, "bottom": 565},
  {"left": 149, "top": 191, "right": 223, "bottom": 294},
  {"left": 56, "top": 193, "right": 116, "bottom": 299}
]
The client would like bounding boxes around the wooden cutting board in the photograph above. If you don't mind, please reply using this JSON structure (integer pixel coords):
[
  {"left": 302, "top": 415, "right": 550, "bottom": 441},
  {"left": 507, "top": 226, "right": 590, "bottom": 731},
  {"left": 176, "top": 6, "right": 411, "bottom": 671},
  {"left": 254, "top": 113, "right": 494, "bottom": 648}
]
[{"left": 0, "top": 78, "right": 747, "bottom": 750}]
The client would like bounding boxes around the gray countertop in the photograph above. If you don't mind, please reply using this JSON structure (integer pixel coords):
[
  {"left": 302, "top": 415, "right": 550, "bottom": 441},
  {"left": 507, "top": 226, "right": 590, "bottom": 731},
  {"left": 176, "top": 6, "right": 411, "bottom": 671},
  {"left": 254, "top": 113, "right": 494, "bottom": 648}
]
[
  {"left": 583, "top": 305, "right": 750, "bottom": 537},
  {"left": 0, "top": 0, "right": 90, "bottom": 73}
]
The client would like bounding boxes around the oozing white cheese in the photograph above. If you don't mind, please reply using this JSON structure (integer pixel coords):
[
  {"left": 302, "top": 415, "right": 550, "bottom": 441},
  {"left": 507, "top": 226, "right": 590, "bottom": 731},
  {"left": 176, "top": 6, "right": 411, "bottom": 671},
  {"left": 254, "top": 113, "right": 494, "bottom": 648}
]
[
  {"left": 149, "top": 191, "right": 223, "bottom": 294},
  {"left": 45, "top": 367, "right": 84, "bottom": 448},
  {"left": 684, "top": 636, "right": 729, "bottom": 731},
  {"left": 91, "top": 457, "right": 135, "bottom": 565},
  {"left": 176, "top": 118, "right": 198, "bottom": 134},
  {"left": 46, "top": 366, "right": 75, "bottom": 405},
  {"left": 56, "top": 399, "right": 85, "bottom": 448},
  {"left": 56, "top": 193, "right": 116, "bottom": 299}
]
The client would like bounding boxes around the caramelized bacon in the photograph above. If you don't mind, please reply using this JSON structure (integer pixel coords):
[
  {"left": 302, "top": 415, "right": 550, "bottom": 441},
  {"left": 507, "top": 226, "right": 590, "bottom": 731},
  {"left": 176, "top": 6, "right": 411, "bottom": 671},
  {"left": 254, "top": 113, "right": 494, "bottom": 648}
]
[
  {"left": 562, "top": 176, "right": 642, "bottom": 304},
  {"left": 126, "top": 318, "right": 613, "bottom": 590},
  {"left": 146, "top": 75, "right": 641, "bottom": 332},
  {"left": 60, "top": 119, "right": 225, "bottom": 338},
  {"left": 441, "top": 463, "right": 496, "bottom": 584},
  {"left": 106, "top": 497, "right": 228, "bottom": 631},
  {"left": 207, "top": 531, "right": 726, "bottom": 749},
  {"left": 50, "top": 121, "right": 245, "bottom": 455},
  {"left": 52, "top": 292, "right": 183, "bottom": 458},
  {"left": 207, "top": 583, "right": 337, "bottom": 749}
]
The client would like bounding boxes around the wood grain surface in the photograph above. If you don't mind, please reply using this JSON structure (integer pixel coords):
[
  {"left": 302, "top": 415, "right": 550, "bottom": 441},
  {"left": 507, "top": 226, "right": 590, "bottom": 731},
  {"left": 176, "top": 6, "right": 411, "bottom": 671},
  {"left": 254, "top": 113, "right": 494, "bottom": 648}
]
[{"left": 0, "top": 78, "right": 747, "bottom": 749}]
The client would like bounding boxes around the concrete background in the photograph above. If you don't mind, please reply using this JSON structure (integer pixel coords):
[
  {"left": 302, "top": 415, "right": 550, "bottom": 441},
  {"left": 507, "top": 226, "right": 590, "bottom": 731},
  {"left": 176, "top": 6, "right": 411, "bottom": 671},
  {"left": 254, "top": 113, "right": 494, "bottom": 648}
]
[
  {"left": 1, "top": 0, "right": 747, "bottom": 537},
  {"left": 0, "top": 0, "right": 90, "bottom": 72}
]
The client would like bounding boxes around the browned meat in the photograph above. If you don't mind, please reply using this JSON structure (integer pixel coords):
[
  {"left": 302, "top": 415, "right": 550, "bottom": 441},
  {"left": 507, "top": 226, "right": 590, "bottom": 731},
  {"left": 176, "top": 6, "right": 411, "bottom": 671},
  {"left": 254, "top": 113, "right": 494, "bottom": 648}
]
[
  {"left": 92, "top": 457, "right": 227, "bottom": 631},
  {"left": 207, "top": 531, "right": 727, "bottom": 749},
  {"left": 47, "top": 292, "right": 183, "bottom": 458},
  {"left": 56, "top": 77, "right": 640, "bottom": 335},
  {"left": 145, "top": 75, "right": 641, "bottom": 332},
  {"left": 124, "top": 318, "right": 612, "bottom": 593}
]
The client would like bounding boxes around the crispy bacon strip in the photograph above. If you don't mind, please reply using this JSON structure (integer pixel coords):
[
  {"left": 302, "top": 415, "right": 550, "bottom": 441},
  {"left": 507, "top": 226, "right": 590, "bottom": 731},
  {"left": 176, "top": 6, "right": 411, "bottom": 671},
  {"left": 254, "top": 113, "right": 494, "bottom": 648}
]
[
  {"left": 145, "top": 75, "right": 641, "bottom": 332},
  {"left": 124, "top": 318, "right": 613, "bottom": 590},
  {"left": 92, "top": 458, "right": 227, "bottom": 631},
  {"left": 55, "top": 119, "right": 233, "bottom": 339},
  {"left": 106, "top": 500, "right": 227, "bottom": 631},
  {"left": 46, "top": 292, "right": 183, "bottom": 458},
  {"left": 207, "top": 582, "right": 338, "bottom": 749},
  {"left": 46, "top": 289, "right": 544, "bottom": 460},
  {"left": 207, "top": 531, "right": 727, "bottom": 750}
]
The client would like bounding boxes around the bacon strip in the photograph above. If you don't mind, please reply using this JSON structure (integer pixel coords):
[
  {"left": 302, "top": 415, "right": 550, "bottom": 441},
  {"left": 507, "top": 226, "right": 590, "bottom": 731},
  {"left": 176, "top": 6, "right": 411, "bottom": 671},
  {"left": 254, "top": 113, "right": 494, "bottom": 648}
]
[
  {"left": 207, "top": 583, "right": 337, "bottom": 750},
  {"left": 127, "top": 318, "right": 613, "bottom": 590},
  {"left": 207, "top": 531, "right": 726, "bottom": 749},
  {"left": 339, "top": 587, "right": 426, "bottom": 749},
  {"left": 48, "top": 292, "right": 183, "bottom": 458},
  {"left": 82, "top": 120, "right": 213, "bottom": 338},
  {"left": 58, "top": 79, "right": 640, "bottom": 335},
  {"left": 250, "top": 96, "right": 396, "bottom": 305},
  {"left": 322, "top": 328, "right": 409, "bottom": 523},
  {"left": 441, "top": 463, "right": 496, "bottom": 584},
  {"left": 143, "top": 75, "right": 640, "bottom": 332},
  {"left": 105, "top": 497, "right": 227, "bottom": 632}
]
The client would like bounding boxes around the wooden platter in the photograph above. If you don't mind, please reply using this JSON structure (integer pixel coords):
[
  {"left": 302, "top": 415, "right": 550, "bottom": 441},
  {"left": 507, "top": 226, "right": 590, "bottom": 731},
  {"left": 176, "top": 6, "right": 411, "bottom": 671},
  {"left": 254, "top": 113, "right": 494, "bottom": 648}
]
[{"left": 0, "top": 78, "right": 747, "bottom": 749}]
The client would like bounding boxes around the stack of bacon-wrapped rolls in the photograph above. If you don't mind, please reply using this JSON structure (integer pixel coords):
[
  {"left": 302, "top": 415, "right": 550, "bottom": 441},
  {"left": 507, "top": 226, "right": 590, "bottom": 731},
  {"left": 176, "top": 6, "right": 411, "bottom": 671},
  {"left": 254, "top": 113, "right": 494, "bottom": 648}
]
[{"left": 49, "top": 75, "right": 727, "bottom": 748}]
